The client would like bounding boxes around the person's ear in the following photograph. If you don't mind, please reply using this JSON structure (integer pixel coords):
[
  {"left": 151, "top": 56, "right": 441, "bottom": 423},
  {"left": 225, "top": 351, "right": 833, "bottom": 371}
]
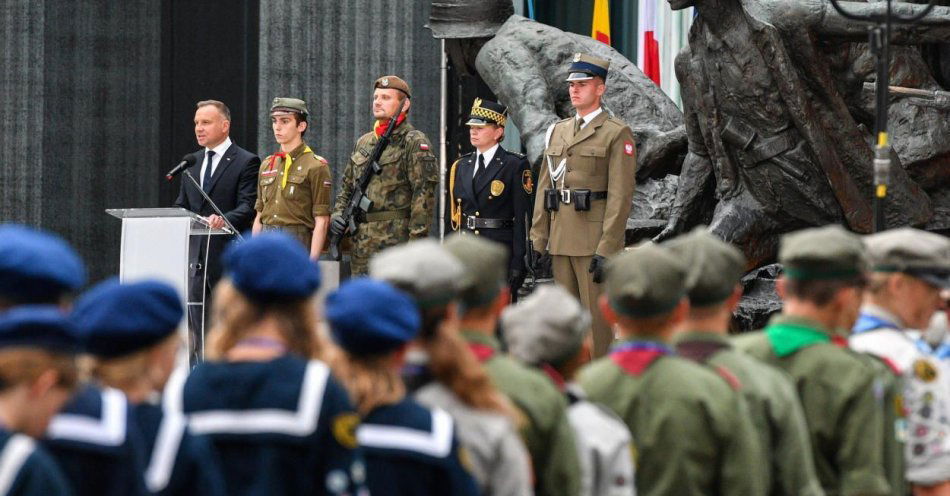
[
  {"left": 725, "top": 285, "right": 743, "bottom": 312},
  {"left": 599, "top": 294, "right": 617, "bottom": 326},
  {"left": 492, "top": 287, "right": 512, "bottom": 315},
  {"left": 221, "top": 119, "right": 231, "bottom": 134},
  {"left": 776, "top": 277, "right": 787, "bottom": 299},
  {"left": 668, "top": 298, "right": 690, "bottom": 328},
  {"left": 29, "top": 369, "right": 60, "bottom": 400},
  {"left": 297, "top": 120, "right": 308, "bottom": 134}
]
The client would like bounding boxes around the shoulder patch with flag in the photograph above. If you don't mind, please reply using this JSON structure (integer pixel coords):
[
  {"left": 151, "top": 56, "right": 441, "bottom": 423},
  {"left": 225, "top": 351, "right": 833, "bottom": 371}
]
[
  {"left": 624, "top": 141, "right": 634, "bottom": 156},
  {"left": 419, "top": 143, "right": 429, "bottom": 151}
]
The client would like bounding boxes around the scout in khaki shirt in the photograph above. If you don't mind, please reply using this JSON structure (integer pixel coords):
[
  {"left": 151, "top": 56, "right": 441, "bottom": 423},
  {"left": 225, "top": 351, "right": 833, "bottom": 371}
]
[
  {"left": 664, "top": 228, "right": 823, "bottom": 496},
  {"left": 577, "top": 244, "right": 764, "bottom": 496},
  {"left": 530, "top": 53, "right": 637, "bottom": 357},
  {"left": 253, "top": 97, "right": 332, "bottom": 259},
  {"left": 735, "top": 225, "right": 891, "bottom": 496}
]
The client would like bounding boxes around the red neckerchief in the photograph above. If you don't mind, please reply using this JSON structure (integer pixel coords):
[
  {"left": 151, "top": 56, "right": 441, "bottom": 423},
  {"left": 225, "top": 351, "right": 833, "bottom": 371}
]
[
  {"left": 831, "top": 335, "right": 849, "bottom": 348},
  {"left": 374, "top": 113, "right": 407, "bottom": 137},
  {"left": 609, "top": 341, "right": 674, "bottom": 377},
  {"left": 467, "top": 342, "right": 496, "bottom": 363},
  {"left": 268, "top": 151, "right": 287, "bottom": 171},
  {"left": 540, "top": 363, "right": 567, "bottom": 392}
]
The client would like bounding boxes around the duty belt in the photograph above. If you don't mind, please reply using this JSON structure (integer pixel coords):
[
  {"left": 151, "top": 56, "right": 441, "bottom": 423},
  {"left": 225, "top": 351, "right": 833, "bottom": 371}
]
[
  {"left": 559, "top": 190, "right": 608, "bottom": 204},
  {"left": 364, "top": 208, "right": 411, "bottom": 222},
  {"left": 463, "top": 215, "right": 514, "bottom": 230}
]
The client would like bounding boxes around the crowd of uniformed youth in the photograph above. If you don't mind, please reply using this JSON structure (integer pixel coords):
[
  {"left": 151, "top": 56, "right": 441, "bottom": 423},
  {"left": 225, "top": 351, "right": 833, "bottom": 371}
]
[{"left": 0, "top": 50, "right": 949, "bottom": 496}]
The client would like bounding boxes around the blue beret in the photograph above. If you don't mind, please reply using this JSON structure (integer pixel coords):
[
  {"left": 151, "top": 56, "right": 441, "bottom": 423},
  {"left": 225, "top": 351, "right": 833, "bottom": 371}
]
[
  {"left": 0, "top": 224, "right": 86, "bottom": 304},
  {"left": 0, "top": 305, "right": 80, "bottom": 353},
  {"left": 71, "top": 278, "right": 183, "bottom": 358},
  {"left": 326, "top": 278, "right": 421, "bottom": 355},
  {"left": 223, "top": 233, "right": 321, "bottom": 303}
]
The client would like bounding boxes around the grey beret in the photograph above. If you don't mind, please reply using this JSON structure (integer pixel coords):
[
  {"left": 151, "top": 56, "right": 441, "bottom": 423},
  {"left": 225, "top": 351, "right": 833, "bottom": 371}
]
[
  {"left": 369, "top": 239, "right": 467, "bottom": 308},
  {"left": 501, "top": 284, "right": 590, "bottom": 365}
]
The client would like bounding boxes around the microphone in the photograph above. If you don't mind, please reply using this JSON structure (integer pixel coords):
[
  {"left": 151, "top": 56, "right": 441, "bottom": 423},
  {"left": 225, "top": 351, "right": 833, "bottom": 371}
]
[{"left": 165, "top": 155, "right": 197, "bottom": 180}]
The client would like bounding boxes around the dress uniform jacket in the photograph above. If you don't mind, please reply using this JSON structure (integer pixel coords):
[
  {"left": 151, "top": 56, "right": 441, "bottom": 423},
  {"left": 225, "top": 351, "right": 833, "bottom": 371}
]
[
  {"left": 356, "top": 398, "right": 479, "bottom": 496},
  {"left": 256, "top": 142, "right": 333, "bottom": 247},
  {"left": 43, "top": 385, "right": 149, "bottom": 496},
  {"left": 674, "top": 331, "right": 823, "bottom": 496},
  {"left": 447, "top": 146, "right": 532, "bottom": 276},
  {"left": 462, "top": 331, "right": 581, "bottom": 496},
  {"left": 736, "top": 315, "right": 892, "bottom": 496},
  {"left": 164, "top": 355, "right": 367, "bottom": 496},
  {"left": 0, "top": 428, "right": 73, "bottom": 496},
  {"left": 530, "top": 111, "right": 636, "bottom": 258},
  {"left": 577, "top": 339, "right": 765, "bottom": 496},
  {"left": 132, "top": 402, "right": 226, "bottom": 496}
]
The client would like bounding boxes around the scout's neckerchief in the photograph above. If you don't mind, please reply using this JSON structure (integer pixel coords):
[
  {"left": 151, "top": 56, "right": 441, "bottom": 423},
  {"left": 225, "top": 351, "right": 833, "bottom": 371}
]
[
  {"left": 765, "top": 320, "right": 847, "bottom": 357},
  {"left": 374, "top": 112, "right": 407, "bottom": 137},
  {"left": 267, "top": 146, "right": 313, "bottom": 189},
  {"left": 852, "top": 313, "right": 902, "bottom": 334},
  {"left": 609, "top": 341, "right": 674, "bottom": 376},
  {"left": 449, "top": 158, "right": 462, "bottom": 231}
]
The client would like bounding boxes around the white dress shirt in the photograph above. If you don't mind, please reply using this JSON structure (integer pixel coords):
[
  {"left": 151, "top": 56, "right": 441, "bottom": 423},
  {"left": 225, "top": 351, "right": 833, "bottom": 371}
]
[
  {"left": 575, "top": 107, "right": 603, "bottom": 130},
  {"left": 473, "top": 143, "right": 500, "bottom": 178},
  {"left": 199, "top": 137, "right": 232, "bottom": 188}
]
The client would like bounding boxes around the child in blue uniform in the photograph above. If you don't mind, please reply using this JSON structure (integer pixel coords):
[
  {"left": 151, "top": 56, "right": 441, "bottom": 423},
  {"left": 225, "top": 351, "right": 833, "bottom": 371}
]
[
  {"left": 0, "top": 306, "right": 82, "bottom": 496},
  {"left": 71, "top": 278, "right": 226, "bottom": 496},
  {"left": 325, "top": 278, "right": 479, "bottom": 496},
  {"left": 165, "top": 232, "right": 367, "bottom": 496}
]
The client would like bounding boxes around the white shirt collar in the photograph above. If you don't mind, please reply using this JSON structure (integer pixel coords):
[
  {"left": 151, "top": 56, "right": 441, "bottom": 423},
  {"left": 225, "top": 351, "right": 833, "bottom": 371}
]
[
  {"left": 860, "top": 303, "right": 907, "bottom": 329},
  {"left": 575, "top": 107, "right": 603, "bottom": 129},
  {"left": 476, "top": 143, "right": 499, "bottom": 168},
  {"left": 206, "top": 137, "right": 232, "bottom": 158}
]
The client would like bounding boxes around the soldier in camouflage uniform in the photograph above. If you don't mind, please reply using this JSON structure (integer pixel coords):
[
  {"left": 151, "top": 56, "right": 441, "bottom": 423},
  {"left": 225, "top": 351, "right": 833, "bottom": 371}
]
[{"left": 330, "top": 76, "right": 438, "bottom": 275}]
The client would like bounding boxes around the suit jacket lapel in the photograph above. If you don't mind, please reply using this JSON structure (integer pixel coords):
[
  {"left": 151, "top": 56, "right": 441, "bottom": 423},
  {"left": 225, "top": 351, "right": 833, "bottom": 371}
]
[
  {"left": 474, "top": 149, "right": 506, "bottom": 195},
  {"left": 205, "top": 144, "right": 238, "bottom": 195},
  {"left": 568, "top": 111, "right": 608, "bottom": 148},
  {"left": 459, "top": 155, "right": 477, "bottom": 204}
]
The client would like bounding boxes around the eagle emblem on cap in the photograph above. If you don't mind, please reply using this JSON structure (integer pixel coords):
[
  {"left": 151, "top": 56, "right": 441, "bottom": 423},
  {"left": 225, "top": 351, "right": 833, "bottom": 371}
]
[
  {"left": 381, "top": 77, "right": 390, "bottom": 87},
  {"left": 473, "top": 97, "right": 482, "bottom": 108},
  {"left": 573, "top": 53, "right": 582, "bottom": 62}
]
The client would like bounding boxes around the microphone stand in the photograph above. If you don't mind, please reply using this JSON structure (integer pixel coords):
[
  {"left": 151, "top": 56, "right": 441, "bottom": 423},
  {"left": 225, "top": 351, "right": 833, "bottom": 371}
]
[{"left": 182, "top": 169, "right": 245, "bottom": 242}]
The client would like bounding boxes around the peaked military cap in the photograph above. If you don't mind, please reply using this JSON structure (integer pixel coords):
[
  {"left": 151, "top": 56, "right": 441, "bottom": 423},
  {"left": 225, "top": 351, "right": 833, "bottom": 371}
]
[
  {"left": 664, "top": 227, "right": 747, "bottom": 307},
  {"left": 0, "top": 305, "right": 80, "bottom": 353},
  {"left": 865, "top": 227, "right": 950, "bottom": 288},
  {"left": 369, "top": 239, "right": 466, "bottom": 308},
  {"left": 605, "top": 244, "right": 687, "bottom": 318},
  {"left": 566, "top": 53, "right": 610, "bottom": 81},
  {"left": 501, "top": 284, "right": 590, "bottom": 366},
  {"left": 0, "top": 224, "right": 86, "bottom": 304},
  {"left": 72, "top": 278, "right": 183, "bottom": 358},
  {"left": 443, "top": 234, "right": 508, "bottom": 309},
  {"left": 779, "top": 225, "right": 867, "bottom": 280},
  {"left": 223, "top": 232, "right": 321, "bottom": 303},
  {"left": 466, "top": 98, "right": 507, "bottom": 127},
  {"left": 270, "top": 97, "right": 309, "bottom": 116},
  {"left": 374, "top": 75, "right": 411, "bottom": 98},
  {"left": 326, "top": 278, "right": 421, "bottom": 355}
]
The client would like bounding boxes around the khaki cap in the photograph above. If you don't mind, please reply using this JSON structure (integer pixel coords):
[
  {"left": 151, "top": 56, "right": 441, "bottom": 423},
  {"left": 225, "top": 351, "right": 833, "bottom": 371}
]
[
  {"left": 270, "top": 97, "right": 308, "bottom": 116},
  {"left": 566, "top": 53, "right": 610, "bottom": 81},
  {"left": 501, "top": 284, "right": 590, "bottom": 366},
  {"left": 779, "top": 225, "right": 867, "bottom": 280},
  {"left": 369, "top": 239, "right": 466, "bottom": 308},
  {"left": 374, "top": 75, "right": 411, "bottom": 98},
  {"left": 664, "top": 227, "right": 747, "bottom": 307},
  {"left": 443, "top": 234, "right": 507, "bottom": 309},
  {"left": 605, "top": 244, "right": 687, "bottom": 318},
  {"left": 865, "top": 227, "right": 950, "bottom": 288}
]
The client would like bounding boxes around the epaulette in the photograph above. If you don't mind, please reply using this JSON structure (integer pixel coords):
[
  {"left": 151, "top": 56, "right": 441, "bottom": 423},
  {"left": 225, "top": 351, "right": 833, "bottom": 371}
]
[
  {"left": 511, "top": 151, "right": 526, "bottom": 159},
  {"left": 312, "top": 154, "right": 328, "bottom": 165}
]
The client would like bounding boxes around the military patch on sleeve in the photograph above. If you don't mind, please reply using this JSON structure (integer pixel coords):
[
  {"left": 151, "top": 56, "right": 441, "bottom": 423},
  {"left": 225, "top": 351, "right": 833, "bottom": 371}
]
[
  {"left": 624, "top": 141, "right": 635, "bottom": 156},
  {"left": 332, "top": 413, "right": 360, "bottom": 449},
  {"left": 522, "top": 170, "right": 533, "bottom": 194},
  {"left": 419, "top": 143, "right": 429, "bottom": 151}
]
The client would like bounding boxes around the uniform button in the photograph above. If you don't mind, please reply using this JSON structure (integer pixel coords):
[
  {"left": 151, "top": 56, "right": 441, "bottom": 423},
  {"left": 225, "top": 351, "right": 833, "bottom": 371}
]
[
  {"left": 568, "top": 152, "right": 573, "bottom": 157},
  {"left": 475, "top": 211, "right": 480, "bottom": 216},
  {"left": 474, "top": 230, "right": 480, "bottom": 235}
]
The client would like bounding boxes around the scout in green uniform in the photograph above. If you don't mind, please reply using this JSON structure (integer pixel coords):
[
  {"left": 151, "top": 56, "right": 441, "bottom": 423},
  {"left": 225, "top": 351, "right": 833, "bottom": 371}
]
[
  {"left": 577, "top": 244, "right": 765, "bottom": 496},
  {"left": 252, "top": 98, "right": 333, "bottom": 259},
  {"left": 734, "top": 225, "right": 891, "bottom": 496},
  {"left": 330, "top": 76, "right": 438, "bottom": 275},
  {"left": 664, "top": 228, "right": 823, "bottom": 496},
  {"left": 443, "top": 235, "right": 582, "bottom": 496},
  {"left": 530, "top": 53, "right": 638, "bottom": 357}
]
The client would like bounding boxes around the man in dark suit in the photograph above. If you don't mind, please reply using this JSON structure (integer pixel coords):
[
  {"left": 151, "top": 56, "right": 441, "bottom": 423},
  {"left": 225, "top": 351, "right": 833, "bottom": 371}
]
[
  {"left": 447, "top": 98, "right": 533, "bottom": 300},
  {"left": 174, "top": 99, "right": 259, "bottom": 362}
]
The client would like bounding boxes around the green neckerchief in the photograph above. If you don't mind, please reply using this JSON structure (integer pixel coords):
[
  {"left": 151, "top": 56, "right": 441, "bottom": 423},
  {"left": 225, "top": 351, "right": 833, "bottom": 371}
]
[
  {"left": 671, "top": 330, "right": 731, "bottom": 347},
  {"left": 765, "top": 315, "right": 832, "bottom": 357},
  {"left": 460, "top": 330, "right": 501, "bottom": 351}
]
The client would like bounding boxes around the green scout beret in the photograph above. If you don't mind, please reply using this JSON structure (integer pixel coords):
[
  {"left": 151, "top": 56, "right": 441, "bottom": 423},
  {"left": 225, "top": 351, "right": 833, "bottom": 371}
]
[
  {"left": 501, "top": 284, "right": 590, "bottom": 366},
  {"left": 270, "top": 97, "right": 308, "bottom": 116},
  {"left": 369, "top": 239, "right": 466, "bottom": 309},
  {"left": 566, "top": 53, "right": 610, "bottom": 81},
  {"left": 605, "top": 244, "right": 687, "bottom": 318},
  {"left": 865, "top": 227, "right": 950, "bottom": 288},
  {"left": 374, "top": 75, "right": 412, "bottom": 98},
  {"left": 664, "top": 227, "right": 747, "bottom": 307},
  {"left": 779, "top": 225, "right": 868, "bottom": 280},
  {"left": 443, "top": 234, "right": 507, "bottom": 309}
]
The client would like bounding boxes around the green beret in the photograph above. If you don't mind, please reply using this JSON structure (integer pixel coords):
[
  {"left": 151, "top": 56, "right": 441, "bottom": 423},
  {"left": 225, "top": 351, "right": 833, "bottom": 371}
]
[
  {"left": 664, "top": 228, "right": 747, "bottom": 307},
  {"left": 270, "top": 97, "right": 309, "bottom": 116},
  {"left": 779, "top": 225, "right": 867, "bottom": 280},
  {"left": 605, "top": 244, "right": 687, "bottom": 318},
  {"left": 444, "top": 234, "right": 507, "bottom": 309},
  {"left": 865, "top": 227, "right": 950, "bottom": 288}
]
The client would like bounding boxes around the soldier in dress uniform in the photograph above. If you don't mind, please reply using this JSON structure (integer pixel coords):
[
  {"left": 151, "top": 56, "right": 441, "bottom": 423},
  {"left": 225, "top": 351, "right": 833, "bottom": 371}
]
[
  {"left": 664, "top": 228, "right": 823, "bottom": 496},
  {"left": 577, "top": 244, "right": 764, "bottom": 496},
  {"left": 253, "top": 98, "right": 333, "bottom": 259},
  {"left": 0, "top": 224, "right": 86, "bottom": 309},
  {"left": 71, "top": 279, "right": 226, "bottom": 496},
  {"left": 448, "top": 98, "right": 533, "bottom": 296},
  {"left": 0, "top": 307, "right": 81, "bottom": 495},
  {"left": 530, "top": 53, "right": 638, "bottom": 357},
  {"left": 164, "top": 232, "right": 366, "bottom": 496},
  {"left": 330, "top": 76, "right": 438, "bottom": 275},
  {"left": 734, "top": 225, "right": 891, "bottom": 496},
  {"left": 324, "top": 277, "right": 479, "bottom": 496}
]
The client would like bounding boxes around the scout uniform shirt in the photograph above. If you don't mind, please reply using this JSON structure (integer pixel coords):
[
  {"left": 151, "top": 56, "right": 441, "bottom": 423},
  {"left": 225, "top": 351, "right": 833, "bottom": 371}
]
[
  {"left": 462, "top": 331, "right": 582, "bottom": 496},
  {"left": 736, "top": 315, "right": 892, "bottom": 496},
  {"left": 0, "top": 428, "right": 74, "bottom": 496},
  {"left": 674, "top": 331, "right": 823, "bottom": 496},
  {"left": 578, "top": 338, "right": 765, "bottom": 496},
  {"left": 256, "top": 142, "right": 332, "bottom": 234}
]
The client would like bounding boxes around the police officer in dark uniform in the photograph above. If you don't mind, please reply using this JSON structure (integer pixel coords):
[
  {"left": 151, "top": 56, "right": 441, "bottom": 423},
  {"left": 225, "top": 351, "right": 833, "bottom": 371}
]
[{"left": 447, "top": 98, "right": 533, "bottom": 296}]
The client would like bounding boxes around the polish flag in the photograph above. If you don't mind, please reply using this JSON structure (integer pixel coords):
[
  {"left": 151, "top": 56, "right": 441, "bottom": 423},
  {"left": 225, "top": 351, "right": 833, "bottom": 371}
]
[
  {"left": 638, "top": 0, "right": 661, "bottom": 86},
  {"left": 592, "top": 0, "right": 611, "bottom": 45}
]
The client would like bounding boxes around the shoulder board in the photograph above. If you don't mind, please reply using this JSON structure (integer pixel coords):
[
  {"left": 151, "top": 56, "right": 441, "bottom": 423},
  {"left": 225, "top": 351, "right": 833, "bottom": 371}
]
[
  {"left": 714, "top": 366, "right": 742, "bottom": 391},
  {"left": 510, "top": 150, "right": 526, "bottom": 159},
  {"left": 311, "top": 154, "right": 328, "bottom": 165},
  {"left": 459, "top": 151, "right": 473, "bottom": 158},
  {"left": 356, "top": 408, "right": 454, "bottom": 458},
  {"left": 0, "top": 434, "right": 36, "bottom": 495},
  {"left": 47, "top": 388, "right": 128, "bottom": 447}
]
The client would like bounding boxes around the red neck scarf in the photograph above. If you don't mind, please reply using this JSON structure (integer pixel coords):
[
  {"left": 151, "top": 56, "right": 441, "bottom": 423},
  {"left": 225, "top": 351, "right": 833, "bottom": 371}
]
[{"left": 374, "top": 113, "right": 407, "bottom": 137}]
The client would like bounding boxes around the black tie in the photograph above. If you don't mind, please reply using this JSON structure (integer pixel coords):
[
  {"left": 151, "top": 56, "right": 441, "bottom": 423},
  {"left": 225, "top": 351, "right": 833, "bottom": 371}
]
[
  {"left": 202, "top": 150, "right": 215, "bottom": 192},
  {"left": 475, "top": 154, "right": 486, "bottom": 181}
]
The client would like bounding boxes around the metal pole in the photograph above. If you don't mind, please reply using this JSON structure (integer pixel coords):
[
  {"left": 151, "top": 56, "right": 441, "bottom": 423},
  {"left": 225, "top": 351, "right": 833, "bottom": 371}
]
[{"left": 438, "top": 39, "right": 448, "bottom": 242}]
